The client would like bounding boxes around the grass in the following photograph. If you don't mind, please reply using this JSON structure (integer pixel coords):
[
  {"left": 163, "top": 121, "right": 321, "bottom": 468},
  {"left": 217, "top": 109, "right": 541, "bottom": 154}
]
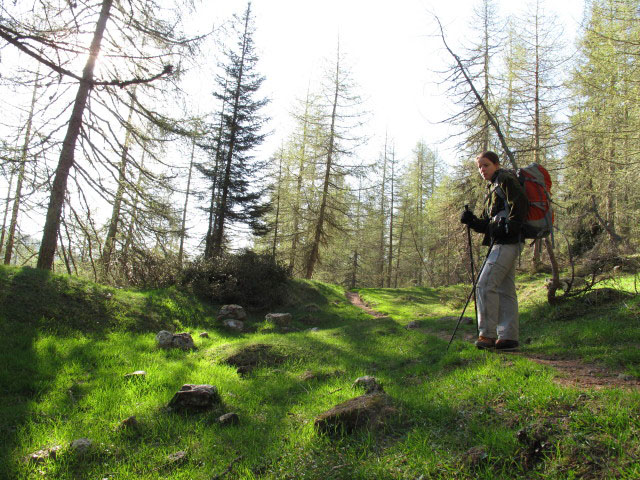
[{"left": 1, "top": 264, "right": 639, "bottom": 479}]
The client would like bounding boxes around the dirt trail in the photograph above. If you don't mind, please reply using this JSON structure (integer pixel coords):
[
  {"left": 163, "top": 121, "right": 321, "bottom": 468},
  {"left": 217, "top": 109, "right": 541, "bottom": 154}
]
[{"left": 346, "top": 291, "right": 640, "bottom": 390}]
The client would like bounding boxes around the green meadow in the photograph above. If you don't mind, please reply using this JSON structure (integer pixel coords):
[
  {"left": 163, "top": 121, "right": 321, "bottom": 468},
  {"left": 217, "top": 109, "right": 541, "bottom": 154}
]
[{"left": 1, "top": 264, "right": 639, "bottom": 479}]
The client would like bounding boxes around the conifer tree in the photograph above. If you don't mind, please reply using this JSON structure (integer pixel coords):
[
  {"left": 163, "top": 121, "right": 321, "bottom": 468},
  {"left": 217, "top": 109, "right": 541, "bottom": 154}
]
[{"left": 206, "top": 1, "right": 270, "bottom": 259}]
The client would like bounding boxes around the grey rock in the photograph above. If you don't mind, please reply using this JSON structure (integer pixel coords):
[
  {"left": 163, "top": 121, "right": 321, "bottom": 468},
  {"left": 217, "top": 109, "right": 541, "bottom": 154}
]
[
  {"left": 223, "top": 319, "right": 244, "bottom": 331},
  {"left": 171, "top": 332, "right": 195, "bottom": 350},
  {"left": 199, "top": 332, "right": 209, "bottom": 338},
  {"left": 155, "top": 330, "right": 173, "bottom": 348},
  {"left": 156, "top": 331, "right": 195, "bottom": 350},
  {"left": 265, "top": 312, "right": 292, "bottom": 326},
  {"left": 218, "top": 412, "right": 239, "bottom": 425},
  {"left": 314, "top": 393, "right": 395, "bottom": 435},
  {"left": 406, "top": 321, "right": 420, "bottom": 329},
  {"left": 218, "top": 304, "right": 247, "bottom": 321},
  {"left": 168, "top": 384, "right": 221, "bottom": 411}
]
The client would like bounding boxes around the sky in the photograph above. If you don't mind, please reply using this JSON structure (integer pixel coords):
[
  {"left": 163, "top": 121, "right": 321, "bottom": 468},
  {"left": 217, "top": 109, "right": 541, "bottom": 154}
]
[{"left": 196, "top": 0, "right": 587, "bottom": 167}]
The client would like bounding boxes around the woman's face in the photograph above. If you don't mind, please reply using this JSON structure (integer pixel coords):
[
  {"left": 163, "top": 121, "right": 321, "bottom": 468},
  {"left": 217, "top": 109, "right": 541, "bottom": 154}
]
[{"left": 476, "top": 156, "right": 498, "bottom": 181}]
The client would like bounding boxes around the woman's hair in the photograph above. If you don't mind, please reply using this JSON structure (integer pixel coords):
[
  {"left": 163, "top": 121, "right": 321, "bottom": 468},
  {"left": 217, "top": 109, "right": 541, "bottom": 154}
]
[{"left": 478, "top": 150, "right": 500, "bottom": 165}]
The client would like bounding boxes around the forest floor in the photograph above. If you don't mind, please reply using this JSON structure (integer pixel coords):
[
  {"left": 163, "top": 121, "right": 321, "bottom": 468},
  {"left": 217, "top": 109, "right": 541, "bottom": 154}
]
[{"left": 346, "top": 291, "right": 640, "bottom": 391}]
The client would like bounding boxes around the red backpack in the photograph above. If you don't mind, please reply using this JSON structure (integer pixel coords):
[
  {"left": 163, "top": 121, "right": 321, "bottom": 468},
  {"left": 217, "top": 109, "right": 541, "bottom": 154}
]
[{"left": 494, "top": 163, "right": 554, "bottom": 241}]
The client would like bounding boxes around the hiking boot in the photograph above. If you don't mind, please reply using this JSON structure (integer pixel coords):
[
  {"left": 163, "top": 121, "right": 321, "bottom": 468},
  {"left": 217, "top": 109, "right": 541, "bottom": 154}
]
[
  {"left": 474, "top": 336, "right": 496, "bottom": 349},
  {"left": 495, "top": 339, "right": 519, "bottom": 351}
]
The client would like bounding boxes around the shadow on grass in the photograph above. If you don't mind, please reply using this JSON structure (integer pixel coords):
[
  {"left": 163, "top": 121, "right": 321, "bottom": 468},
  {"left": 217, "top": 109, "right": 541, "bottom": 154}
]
[{"left": 0, "top": 266, "right": 49, "bottom": 475}]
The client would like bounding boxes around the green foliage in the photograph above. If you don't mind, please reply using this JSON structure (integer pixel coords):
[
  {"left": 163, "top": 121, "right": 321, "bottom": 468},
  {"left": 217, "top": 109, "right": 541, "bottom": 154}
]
[{"left": 180, "top": 250, "right": 290, "bottom": 310}]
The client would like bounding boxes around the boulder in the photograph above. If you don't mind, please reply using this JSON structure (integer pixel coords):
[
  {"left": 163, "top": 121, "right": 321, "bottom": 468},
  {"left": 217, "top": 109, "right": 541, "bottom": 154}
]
[
  {"left": 155, "top": 331, "right": 195, "bottom": 350},
  {"left": 223, "top": 319, "right": 244, "bottom": 331},
  {"left": 171, "top": 332, "right": 195, "bottom": 350},
  {"left": 265, "top": 313, "right": 292, "bottom": 326},
  {"left": 218, "top": 304, "right": 247, "bottom": 321},
  {"left": 314, "top": 393, "right": 395, "bottom": 435},
  {"left": 168, "top": 384, "right": 221, "bottom": 411},
  {"left": 155, "top": 330, "right": 173, "bottom": 348}
]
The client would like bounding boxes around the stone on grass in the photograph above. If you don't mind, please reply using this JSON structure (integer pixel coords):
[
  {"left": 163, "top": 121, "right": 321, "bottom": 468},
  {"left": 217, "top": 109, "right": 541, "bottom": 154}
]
[
  {"left": 223, "top": 319, "right": 244, "bottom": 331},
  {"left": 353, "top": 375, "right": 384, "bottom": 394},
  {"left": 265, "top": 313, "right": 292, "bottom": 326},
  {"left": 168, "top": 384, "right": 221, "bottom": 411},
  {"left": 70, "top": 438, "right": 92, "bottom": 455},
  {"left": 25, "top": 445, "right": 62, "bottom": 464},
  {"left": 406, "top": 321, "right": 420, "bottom": 329},
  {"left": 314, "top": 393, "right": 395, "bottom": 435},
  {"left": 167, "top": 451, "right": 187, "bottom": 464},
  {"left": 155, "top": 331, "right": 196, "bottom": 350},
  {"left": 171, "top": 333, "right": 195, "bottom": 350},
  {"left": 218, "top": 304, "right": 247, "bottom": 321},
  {"left": 124, "top": 370, "right": 146, "bottom": 379},
  {"left": 155, "top": 330, "right": 173, "bottom": 348},
  {"left": 218, "top": 412, "right": 239, "bottom": 426},
  {"left": 199, "top": 332, "right": 209, "bottom": 338}
]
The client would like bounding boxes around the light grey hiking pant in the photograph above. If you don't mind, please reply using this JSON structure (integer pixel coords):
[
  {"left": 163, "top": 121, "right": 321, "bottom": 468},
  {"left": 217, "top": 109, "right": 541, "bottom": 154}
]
[{"left": 476, "top": 242, "right": 522, "bottom": 341}]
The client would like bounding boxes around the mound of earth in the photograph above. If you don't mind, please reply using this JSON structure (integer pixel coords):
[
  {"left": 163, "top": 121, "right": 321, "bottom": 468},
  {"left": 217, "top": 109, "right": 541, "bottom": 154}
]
[{"left": 223, "top": 343, "right": 286, "bottom": 374}]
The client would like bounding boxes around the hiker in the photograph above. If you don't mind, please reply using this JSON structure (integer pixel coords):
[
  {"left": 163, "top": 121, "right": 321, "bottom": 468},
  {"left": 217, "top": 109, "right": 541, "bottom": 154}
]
[{"left": 460, "top": 151, "right": 528, "bottom": 350}]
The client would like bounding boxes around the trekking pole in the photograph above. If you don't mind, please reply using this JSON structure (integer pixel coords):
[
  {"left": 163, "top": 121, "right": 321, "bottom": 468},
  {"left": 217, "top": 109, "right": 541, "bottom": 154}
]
[
  {"left": 464, "top": 205, "right": 479, "bottom": 338},
  {"left": 447, "top": 238, "right": 495, "bottom": 351}
]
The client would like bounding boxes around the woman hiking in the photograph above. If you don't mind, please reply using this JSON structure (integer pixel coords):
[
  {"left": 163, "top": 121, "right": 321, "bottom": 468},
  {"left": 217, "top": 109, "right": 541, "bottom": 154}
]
[{"left": 460, "top": 151, "right": 528, "bottom": 350}]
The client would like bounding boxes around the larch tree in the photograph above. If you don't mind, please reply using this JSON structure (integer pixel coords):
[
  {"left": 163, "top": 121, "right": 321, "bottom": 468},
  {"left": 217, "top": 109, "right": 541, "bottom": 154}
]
[
  {"left": 303, "top": 42, "right": 365, "bottom": 279},
  {"left": 566, "top": 0, "right": 640, "bottom": 251},
  {"left": 0, "top": 0, "right": 201, "bottom": 271}
]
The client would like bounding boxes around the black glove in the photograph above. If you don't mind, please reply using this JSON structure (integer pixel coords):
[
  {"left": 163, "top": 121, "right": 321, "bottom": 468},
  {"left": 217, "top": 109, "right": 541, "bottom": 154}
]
[
  {"left": 460, "top": 209, "right": 477, "bottom": 226},
  {"left": 490, "top": 217, "right": 509, "bottom": 239}
]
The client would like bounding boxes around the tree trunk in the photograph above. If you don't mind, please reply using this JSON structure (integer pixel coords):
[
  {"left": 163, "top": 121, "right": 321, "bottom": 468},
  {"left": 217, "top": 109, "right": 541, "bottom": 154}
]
[
  {"left": 271, "top": 147, "right": 284, "bottom": 259},
  {"left": 289, "top": 89, "right": 312, "bottom": 275},
  {"left": 37, "top": 0, "right": 114, "bottom": 270},
  {"left": 179, "top": 136, "right": 196, "bottom": 266},
  {"left": 387, "top": 147, "right": 395, "bottom": 288},
  {"left": 378, "top": 134, "right": 388, "bottom": 286},
  {"left": 305, "top": 52, "right": 341, "bottom": 279},
  {"left": 211, "top": 12, "right": 251, "bottom": 259},
  {"left": 5, "top": 67, "right": 40, "bottom": 264},
  {"left": 102, "top": 88, "right": 138, "bottom": 273}
]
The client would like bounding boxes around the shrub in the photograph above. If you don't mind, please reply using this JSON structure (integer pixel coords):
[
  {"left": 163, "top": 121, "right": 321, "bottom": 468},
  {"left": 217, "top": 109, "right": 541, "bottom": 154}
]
[{"left": 180, "top": 250, "right": 290, "bottom": 310}]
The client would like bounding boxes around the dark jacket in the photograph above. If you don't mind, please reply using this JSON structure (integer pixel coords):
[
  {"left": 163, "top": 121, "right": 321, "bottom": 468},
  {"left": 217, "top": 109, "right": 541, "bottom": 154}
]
[{"left": 470, "top": 168, "right": 528, "bottom": 245}]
